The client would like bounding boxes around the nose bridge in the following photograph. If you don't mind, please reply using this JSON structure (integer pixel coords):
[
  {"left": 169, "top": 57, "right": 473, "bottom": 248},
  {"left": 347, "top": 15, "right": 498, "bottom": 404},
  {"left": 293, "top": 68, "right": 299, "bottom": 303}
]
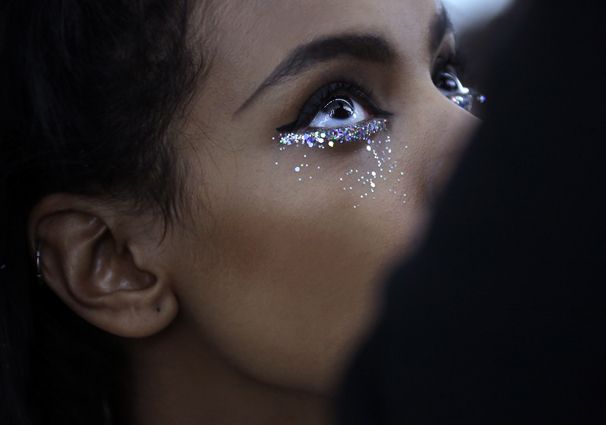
[
  {"left": 391, "top": 86, "right": 479, "bottom": 205},
  {"left": 424, "top": 93, "right": 479, "bottom": 202}
]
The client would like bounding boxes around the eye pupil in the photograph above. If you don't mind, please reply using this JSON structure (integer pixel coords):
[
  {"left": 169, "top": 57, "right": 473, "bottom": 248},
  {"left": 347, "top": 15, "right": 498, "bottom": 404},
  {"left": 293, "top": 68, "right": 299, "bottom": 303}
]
[
  {"left": 437, "top": 72, "right": 459, "bottom": 92},
  {"left": 324, "top": 97, "right": 355, "bottom": 120}
]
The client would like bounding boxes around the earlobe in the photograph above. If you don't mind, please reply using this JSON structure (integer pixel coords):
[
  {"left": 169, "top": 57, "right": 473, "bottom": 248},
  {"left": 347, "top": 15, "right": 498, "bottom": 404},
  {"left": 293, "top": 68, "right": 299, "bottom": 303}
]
[{"left": 29, "top": 194, "right": 178, "bottom": 338}]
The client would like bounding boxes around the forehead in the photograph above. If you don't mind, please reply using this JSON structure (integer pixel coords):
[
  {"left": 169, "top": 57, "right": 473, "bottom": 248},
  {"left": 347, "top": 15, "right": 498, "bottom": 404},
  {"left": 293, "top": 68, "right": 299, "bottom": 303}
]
[{"left": 207, "top": 0, "right": 440, "bottom": 86}]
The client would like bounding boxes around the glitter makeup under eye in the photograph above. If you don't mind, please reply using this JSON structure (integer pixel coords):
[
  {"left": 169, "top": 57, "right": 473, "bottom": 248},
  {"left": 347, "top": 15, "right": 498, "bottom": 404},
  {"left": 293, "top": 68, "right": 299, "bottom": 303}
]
[
  {"left": 344, "top": 135, "right": 409, "bottom": 208},
  {"left": 276, "top": 118, "right": 388, "bottom": 149},
  {"left": 274, "top": 118, "right": 408, "bottom": 208}
]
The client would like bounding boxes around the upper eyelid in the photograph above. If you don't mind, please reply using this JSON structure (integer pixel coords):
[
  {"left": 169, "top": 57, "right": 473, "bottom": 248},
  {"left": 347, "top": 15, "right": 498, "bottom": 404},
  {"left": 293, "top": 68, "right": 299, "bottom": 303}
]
[
  {"left": 274, "top": 27, "right": 459, "bottom": 133},
  {"left": 235, "top": 33, "right": 397, "bottom": 116},
  {"left": 431, "top": 39, "right": 468, "bottom": 85},
  {"left": 275, "top": 81, "right": 354, "bottom": 131},
  {"left": 432, "top": 37, "right": 457, "bottom": 66},
  {"left": 276, "top": 80, "right": 389, "bottom": 133},
  {"left": 278, "top": 45, "right": 465, "bottom": 134},
  {"left": 238, "top": 8, "right": 453, "bottom": 116}
]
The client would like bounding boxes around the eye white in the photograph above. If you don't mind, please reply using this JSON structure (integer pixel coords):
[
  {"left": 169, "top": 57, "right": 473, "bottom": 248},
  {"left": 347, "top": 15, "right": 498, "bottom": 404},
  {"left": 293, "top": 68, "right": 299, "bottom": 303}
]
[
  {"left": 437, "top": 72, "right": 469, "bottom": 95},
  {"left": 308, "top": 97, "right": 370, "bottom": 129}
]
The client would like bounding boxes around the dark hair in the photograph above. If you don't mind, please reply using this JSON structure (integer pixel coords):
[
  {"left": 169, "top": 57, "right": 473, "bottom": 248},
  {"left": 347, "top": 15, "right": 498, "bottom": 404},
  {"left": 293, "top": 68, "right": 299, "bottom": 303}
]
[{"left": 0, "top": 1, "right": 204, "bottom": 423}]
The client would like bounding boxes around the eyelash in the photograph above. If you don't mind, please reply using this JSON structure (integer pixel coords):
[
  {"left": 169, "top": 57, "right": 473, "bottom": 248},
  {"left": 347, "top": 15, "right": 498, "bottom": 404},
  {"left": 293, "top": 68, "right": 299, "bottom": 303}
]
[
  {"left": 275, "top": 54, "right": 474, "bottom": 148},
  {"left": 434, "top": 51, "right": 464, "bottom": 80},
  {"left": 432, "top": 52, "right": 465, "bottom": 92},
  {"left": 276, "top": 81, "right": 392, "bottom": 134}
]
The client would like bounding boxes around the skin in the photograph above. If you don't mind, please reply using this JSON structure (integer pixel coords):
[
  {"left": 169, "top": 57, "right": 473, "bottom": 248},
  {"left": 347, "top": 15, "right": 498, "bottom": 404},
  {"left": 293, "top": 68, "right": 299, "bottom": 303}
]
[{"left": 29, "top": 0, "right": 478, "bottom": 424}]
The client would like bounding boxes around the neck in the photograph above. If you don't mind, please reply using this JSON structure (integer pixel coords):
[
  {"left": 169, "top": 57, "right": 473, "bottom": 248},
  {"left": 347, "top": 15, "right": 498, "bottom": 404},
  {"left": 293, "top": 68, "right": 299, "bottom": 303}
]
[{"left": 125, "top": 320, "right": 335, "bottom": 425}]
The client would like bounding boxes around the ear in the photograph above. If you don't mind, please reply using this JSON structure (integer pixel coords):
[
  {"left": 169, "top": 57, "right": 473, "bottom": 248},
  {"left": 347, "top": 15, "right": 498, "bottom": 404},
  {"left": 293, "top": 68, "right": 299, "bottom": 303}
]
[{"left": 27, "top": 194, "right": 179, "bottom": 338}]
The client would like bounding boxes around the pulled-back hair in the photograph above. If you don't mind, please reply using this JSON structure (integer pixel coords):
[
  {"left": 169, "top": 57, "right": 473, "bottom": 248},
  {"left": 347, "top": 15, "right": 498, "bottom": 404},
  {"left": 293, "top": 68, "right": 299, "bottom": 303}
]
[{"left": 0, "top": 1, "right": 204, "bottom": 423}]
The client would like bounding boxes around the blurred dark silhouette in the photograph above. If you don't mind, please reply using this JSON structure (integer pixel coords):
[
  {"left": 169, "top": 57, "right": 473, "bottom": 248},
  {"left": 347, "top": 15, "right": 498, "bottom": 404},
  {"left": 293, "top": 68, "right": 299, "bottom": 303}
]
[
  {"left": 339, "top": 0, "right": 606, "bottom": 423},
  {"left": 457, "top": 1, "right": 530, "bottom": 97}
]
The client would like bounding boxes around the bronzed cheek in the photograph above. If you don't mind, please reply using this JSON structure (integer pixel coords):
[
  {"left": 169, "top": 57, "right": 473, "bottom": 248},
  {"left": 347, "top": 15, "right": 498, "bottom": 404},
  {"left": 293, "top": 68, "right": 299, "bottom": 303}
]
[{"left": 272, "top": 119, "right": 409, "bottom": 209}]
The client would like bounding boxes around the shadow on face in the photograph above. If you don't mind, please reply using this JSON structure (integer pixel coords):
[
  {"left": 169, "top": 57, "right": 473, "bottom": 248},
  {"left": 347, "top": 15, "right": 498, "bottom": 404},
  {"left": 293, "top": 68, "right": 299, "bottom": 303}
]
[{"left": 162, "top": 0, "right": 480, "bottom": 396}]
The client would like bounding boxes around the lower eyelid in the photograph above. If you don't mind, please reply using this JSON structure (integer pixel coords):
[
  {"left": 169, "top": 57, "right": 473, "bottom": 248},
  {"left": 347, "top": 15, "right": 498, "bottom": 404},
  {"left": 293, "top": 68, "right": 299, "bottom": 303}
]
[{"left": 276, "top": 118, "right": 389, "bottom": 149}]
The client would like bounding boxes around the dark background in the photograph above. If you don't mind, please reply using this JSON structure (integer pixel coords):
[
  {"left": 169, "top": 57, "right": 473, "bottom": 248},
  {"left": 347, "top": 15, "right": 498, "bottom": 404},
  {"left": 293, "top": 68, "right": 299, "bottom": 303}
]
[{"left": 339, "top": 0, "right": 606, "bottom": 423}]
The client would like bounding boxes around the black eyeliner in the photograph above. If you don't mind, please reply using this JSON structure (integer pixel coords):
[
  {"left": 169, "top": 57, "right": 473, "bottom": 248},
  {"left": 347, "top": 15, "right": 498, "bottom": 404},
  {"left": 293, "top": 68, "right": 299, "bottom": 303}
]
[{"left": 276, "top": 81, "right": 392, "bottom": 133}]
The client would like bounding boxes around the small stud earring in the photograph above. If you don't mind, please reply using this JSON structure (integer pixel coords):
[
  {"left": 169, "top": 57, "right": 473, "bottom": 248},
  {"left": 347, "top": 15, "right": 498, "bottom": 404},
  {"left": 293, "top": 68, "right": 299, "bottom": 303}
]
[{"left": 35, "top": 239, "right": 44, "bottom": 281}]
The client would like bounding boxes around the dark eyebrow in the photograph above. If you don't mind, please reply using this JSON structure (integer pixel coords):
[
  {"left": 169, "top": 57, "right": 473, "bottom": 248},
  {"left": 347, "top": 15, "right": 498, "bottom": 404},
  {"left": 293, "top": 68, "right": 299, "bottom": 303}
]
[
  {"left": 234, "top": 34, "right": 396, "bottom": 115},
  {"left": 429, "top": 6, "right": 454, "bottom": 57}
]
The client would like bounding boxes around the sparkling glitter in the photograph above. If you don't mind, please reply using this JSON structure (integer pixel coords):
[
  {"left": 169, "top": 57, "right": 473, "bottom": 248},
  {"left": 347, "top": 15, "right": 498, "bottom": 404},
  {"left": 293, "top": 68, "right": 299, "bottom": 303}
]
[
  {"left": 277, "top": 118, "right": 388, "bottom": 148},
  {"left": 279, "top": 124, "right": 407, "bottom": 209}
]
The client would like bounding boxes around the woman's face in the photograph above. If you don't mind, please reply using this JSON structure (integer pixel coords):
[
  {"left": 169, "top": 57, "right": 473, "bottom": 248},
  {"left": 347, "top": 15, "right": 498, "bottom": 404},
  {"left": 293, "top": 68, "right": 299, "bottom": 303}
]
[{"left": 164, "top": 0, "right": 477, "bottom": 395}]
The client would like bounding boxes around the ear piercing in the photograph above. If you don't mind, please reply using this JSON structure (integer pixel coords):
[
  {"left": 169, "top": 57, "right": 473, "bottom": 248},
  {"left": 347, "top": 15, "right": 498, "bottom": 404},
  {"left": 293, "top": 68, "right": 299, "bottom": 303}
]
[{"left": 35, "top": 239, "right": 44, "bottom": 281}]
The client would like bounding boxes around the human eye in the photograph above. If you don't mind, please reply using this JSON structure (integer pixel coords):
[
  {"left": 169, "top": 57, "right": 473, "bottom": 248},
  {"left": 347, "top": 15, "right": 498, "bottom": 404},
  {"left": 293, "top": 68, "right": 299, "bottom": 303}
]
[
  {"left": 432, "top": 53, "right": 486, "bottom": 113},
  {"left": 275, "top": 81, "right": 392, "bottom": 149}
]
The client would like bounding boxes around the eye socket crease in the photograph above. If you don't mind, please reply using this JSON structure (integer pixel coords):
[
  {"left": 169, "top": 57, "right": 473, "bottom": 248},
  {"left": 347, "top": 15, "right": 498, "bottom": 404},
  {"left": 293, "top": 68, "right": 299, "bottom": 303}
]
[
  {"left": 234, "top": 7, "right": 455, "bottom": 117},
  {"left": 234, "top": 33, "right": 397, "bottom": 116}
]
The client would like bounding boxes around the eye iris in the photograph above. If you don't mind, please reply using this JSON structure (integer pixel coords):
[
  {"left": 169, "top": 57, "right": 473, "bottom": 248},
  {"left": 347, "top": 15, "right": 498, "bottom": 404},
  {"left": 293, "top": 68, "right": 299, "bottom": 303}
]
[
  {"left": 323, "top": 97, "right": 355, "bottom": 120},
  {"left": 437, "top": 72, "right": 459, "bottom": 92}
]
